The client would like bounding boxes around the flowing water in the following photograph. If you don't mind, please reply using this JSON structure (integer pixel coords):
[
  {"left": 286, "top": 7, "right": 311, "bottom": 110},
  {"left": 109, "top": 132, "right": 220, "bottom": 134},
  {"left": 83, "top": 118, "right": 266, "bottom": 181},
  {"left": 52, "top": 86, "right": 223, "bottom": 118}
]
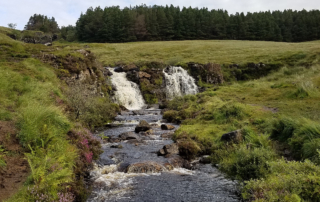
[
  {"left": 88, "top": 110, "right": 239, "bottom": 202},
  {"left": 108, "top": 68, "right": 146, "bottom": 110},
  {"left": 88, "top": 67, "right": 239, "bottom": 201},
  {"left": 163, "top": 66, "right": 198, "bottom": 100}
]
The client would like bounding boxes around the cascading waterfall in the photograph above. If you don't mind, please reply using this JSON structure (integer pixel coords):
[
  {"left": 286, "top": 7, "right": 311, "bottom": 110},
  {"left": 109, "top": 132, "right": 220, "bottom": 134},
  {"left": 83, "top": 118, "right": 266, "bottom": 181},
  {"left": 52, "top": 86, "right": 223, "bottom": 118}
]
[
  {"left": 108, "top": 68, "right": 145, "bottom": 110},
  {"left": 163, "top": 66, "right": 198, "bottom": 99}
]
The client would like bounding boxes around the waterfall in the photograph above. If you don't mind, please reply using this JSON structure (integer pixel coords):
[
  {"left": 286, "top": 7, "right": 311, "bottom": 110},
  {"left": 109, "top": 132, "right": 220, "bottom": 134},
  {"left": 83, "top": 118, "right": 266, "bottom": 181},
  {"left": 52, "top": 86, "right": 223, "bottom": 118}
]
[
  {"left": 163, "top": 66, "right": 198, "bottom": 99},
  {"left": 108, "top": 68, "right": 145, "bottom": 110}
]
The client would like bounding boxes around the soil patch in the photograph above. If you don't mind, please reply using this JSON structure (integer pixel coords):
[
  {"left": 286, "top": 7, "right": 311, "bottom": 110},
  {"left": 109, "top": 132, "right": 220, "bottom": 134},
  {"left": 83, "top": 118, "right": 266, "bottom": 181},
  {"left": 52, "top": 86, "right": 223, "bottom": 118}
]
[{"left": 0, "top": 121, "right": 29, "bottom": 202}]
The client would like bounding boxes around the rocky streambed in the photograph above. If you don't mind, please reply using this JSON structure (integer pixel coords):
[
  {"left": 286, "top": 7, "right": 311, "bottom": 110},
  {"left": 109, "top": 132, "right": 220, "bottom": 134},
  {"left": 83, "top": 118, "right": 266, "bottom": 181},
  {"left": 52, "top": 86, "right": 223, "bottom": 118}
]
[{"left": 88, "top": 109, "right": 239, "bottom": 202}]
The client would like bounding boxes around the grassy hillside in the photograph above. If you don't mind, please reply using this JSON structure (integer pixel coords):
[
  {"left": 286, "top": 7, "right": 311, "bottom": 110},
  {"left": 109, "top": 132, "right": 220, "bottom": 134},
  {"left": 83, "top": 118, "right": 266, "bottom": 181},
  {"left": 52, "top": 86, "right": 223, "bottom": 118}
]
[
  {"left": 55, "top": 40, "right": 320, "bottom": 66},
  {"left": 164, "top": 63, "right": 320, "bottom": 200},
  {"left": 0, "top": 27, "right": 118, "bottom": 202}
]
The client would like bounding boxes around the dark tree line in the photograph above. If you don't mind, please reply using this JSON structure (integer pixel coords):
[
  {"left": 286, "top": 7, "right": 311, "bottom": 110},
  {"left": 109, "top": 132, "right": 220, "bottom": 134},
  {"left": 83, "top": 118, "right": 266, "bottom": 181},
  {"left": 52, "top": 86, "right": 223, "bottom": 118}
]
[
  {"left": 74, "top": 5, "right": 320, "bottom": 43},
  {"left": 24, "top": 14, "right": 59, "bottom": 33}
]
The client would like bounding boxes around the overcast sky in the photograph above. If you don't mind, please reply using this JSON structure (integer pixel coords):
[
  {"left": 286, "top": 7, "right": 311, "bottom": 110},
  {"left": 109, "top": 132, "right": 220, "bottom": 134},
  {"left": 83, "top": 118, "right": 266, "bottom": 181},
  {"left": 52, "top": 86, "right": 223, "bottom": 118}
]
[{"left": 0, "top": 0, "right": 319, "bottom": 30}]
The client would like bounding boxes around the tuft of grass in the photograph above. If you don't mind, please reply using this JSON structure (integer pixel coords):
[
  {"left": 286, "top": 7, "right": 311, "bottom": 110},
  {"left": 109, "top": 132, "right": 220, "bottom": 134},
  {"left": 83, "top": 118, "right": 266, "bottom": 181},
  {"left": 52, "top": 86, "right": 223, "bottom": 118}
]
[
  {"left": 218, "top": 145, "right": 278, "bottom": 180},
  {"left": 242, "top": 159, "right": 320, "bottom": 201},
  {"left": 0, "top": 145, "right": 7, "bottom": 167}
]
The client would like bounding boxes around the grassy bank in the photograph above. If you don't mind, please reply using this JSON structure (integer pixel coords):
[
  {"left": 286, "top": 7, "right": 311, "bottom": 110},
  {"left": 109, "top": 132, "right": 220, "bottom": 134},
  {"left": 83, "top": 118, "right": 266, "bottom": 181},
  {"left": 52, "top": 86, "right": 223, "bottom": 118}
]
[
  {"left": 164, "top": 62, "right": 320, "bottom": 201},
  {"left": 0, "top": 27, "right": 118, "bottom": 201},
  {"left": 55, "top": 40, "right": 320, "bottom": 66}
]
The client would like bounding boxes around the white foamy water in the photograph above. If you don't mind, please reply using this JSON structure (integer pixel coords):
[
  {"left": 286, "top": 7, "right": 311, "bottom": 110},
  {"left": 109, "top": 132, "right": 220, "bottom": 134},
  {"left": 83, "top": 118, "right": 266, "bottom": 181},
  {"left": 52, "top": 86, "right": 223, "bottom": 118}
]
[
  {"left": 89, "top": 164, "right": 160, "bottom": 202},
  {"left": 169, "top": 168, "right": 195, "bottom": 175},
  {"left": 163, "top": 66, "right": 198, "bottom": 99},
  {"left": 108, "top": 68, "right": 145, "bottom": 110}
]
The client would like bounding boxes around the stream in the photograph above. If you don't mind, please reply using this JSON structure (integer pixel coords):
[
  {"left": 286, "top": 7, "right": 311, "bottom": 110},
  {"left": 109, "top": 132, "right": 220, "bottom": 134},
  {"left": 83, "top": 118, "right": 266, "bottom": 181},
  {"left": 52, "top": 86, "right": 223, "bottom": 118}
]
[{"left": 87, "top": 109, "right": 240, "bottom": 202}]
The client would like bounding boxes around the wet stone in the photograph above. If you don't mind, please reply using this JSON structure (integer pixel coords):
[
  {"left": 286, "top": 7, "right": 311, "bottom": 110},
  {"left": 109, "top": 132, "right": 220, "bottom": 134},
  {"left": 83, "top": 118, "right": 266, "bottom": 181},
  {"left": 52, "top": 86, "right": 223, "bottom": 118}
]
[
  {"left": 135, "top": 120, "right": 152, "bottom": 133},
  {"left": 126, "top": 162, "right": 165, "bottom": 173},
  {"left": 161, "top": 124, "right": 175, "bottom": 130},
  {"left": 161, "top": 132, "right": 174, "bottom": 139},
  {"left": 119, "top": 132, "right": 141, "bottom": 141}
]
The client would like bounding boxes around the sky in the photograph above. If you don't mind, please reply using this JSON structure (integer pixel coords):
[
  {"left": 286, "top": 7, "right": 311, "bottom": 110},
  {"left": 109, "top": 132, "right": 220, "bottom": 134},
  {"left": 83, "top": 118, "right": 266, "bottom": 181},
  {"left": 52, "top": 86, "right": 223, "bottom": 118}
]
[{"left": 0, "top": 0, "right": 319, "bottom": 30}]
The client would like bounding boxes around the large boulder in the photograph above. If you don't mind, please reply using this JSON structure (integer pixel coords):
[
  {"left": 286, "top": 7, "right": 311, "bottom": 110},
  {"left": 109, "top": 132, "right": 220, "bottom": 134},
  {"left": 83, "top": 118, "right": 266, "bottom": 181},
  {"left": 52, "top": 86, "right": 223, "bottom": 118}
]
[
  {"left": 119, "top": 132, "right": 141, "bottom": 141},
  {"left": 158, "top": 143, "right": 179, "bottom": 156},
  {"left": 135, "top": 120, "right": 151, "bottom": 133},
  {"left": 126, "top": 162, "right": 164, "bottom": 173},
  {"left": 161, "top": 124, "right": 175, "bottom": 130},
  {"left": 221, "top": 130, "right": 242, "bottom": 143}
]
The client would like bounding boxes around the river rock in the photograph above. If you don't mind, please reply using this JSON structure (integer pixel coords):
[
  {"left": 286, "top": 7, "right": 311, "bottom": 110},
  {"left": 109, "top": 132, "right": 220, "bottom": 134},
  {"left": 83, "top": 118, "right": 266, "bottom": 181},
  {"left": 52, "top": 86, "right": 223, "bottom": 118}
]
[
  {"left": 158, "top": 143, "right": 179, "bottom": 156},
  {"left": 135, "top": 120, "right": 151, "bottom": 133},
  {"left": 110, "top": 143, "right": 123, "bottom": 149},
  {"left": 118, "top": 162, "right": 131, "bottom": 172},
  {"left": 167, "top": 156, "right": 191, "bottom": 169},
  {"left": 99, "top": 156, "right": 116, "bottom": 165},
  {"left": 108, "top": 138, "right": 121, "bottom": 143},
  {"left": 126, "top": 162, "right": 164, "bottom": 173},
  {"left": 163, "top": 163, "right": 174, "bottom": 170},
  {"left": 114, "top": 67, "right": 124, "bottom": 72},
  {"left": 200, "top": 155, "right": 211, "bottom": 164},
  {"left": 221, "top": 130, "right": 242, "bottom": 143},
  {"left": 144, "top": 129, "right": 154, "bottom": 135},
  {"left": 161, "top": 132, "right": 174, "bottom": 139},
  {"left": 161, "top": 124, "right": 175, "bottom": 130},
  {"left": 119, "top": 132, "right": 141, "bottom": 141}
]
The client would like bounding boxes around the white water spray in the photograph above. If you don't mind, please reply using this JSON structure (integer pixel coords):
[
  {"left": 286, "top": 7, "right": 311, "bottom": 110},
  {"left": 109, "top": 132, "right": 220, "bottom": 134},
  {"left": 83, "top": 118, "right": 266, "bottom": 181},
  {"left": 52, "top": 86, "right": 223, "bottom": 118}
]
[
  {"left": 108, "top": 68, "right": 145, "bottom": 110},
  {"left": 163, "top": 66, "right": 198, "bottom": 99}
]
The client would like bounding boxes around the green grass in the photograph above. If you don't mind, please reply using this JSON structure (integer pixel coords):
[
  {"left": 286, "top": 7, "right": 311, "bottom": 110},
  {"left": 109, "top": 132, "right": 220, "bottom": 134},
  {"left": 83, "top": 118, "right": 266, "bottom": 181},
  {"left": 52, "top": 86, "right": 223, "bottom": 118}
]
[
  {"left": 55, "top": 40, "right": 320, "bottom": 66},
  {"left": 0, "top": 29, "right": 79, "bottom": 201},
  {"left": 3, "top": 25, "right": 320, "bottom": 201},
  {"left": 165, "top": 62, "right": 320, "bottom": 201},
  {"left": 0, "top": 57, "right": 77, "bottom": 201}
]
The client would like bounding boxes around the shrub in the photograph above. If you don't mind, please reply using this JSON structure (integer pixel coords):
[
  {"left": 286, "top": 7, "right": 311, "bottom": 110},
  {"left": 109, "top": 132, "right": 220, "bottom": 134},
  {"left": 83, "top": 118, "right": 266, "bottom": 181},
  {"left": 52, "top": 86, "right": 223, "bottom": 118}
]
[
  {"left": 65, "top": 84, "right": 119, "bottom": 128},
  {"left": 177, "top": 138, "right": 201, "bottom": 160},
  {"left": 269, "top": 117, "right": 320, "bottom": 162},
  {"left": 269, "top": 116, "right": 296, "bottom": 142},
  {"left": 163, "top": 110, "right": 181, "bottom": 123},
  {"left": 243, "top": 127, "right": 272, "bottom": 149},
  {"left": 67, "top": 126, "right": 103, "bottom": 201},
  {"left": 212, "top": 102, "right": 249, "bottom": 123},
  {"left": 219, "top": 145, "right": 277, "bottom": 180},
  {"left": 293, "top": 81, "right": 317, "bottom": 98},
  {"left": 18, "top": 104, "right": 70, "bottom": 148},
  {"left": 242, "top": 159, "right": 320, "bottom": 201}
]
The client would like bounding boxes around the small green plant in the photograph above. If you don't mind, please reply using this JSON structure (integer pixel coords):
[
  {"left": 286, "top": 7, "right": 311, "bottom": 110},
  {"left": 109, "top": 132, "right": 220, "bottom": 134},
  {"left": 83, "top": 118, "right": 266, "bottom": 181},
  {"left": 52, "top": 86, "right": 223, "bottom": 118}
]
[
  {"left": 292, "top": 81, "right": 318, "bottom": 98},
  {"left": 242, "top": 159, "right": 320, "bottom": 201},
  {"left": 98, "top": 133, "right": 109, "bottom": 140},
  {"left": 219, "top": 145, "right": 277, "bottom": 180},
  {"left": 0, "top": 145, "right": 7, "bottom": 167}
]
